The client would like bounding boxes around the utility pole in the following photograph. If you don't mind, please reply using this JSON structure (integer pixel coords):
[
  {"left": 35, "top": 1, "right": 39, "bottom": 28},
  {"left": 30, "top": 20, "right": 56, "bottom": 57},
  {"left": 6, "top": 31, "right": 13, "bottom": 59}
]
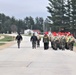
[
  {"left": 31, "top": 25, "right": 32, "bottom": 30},
  {"left": 0, "top": 20, "right": 2, "bottom": 33},
  {"left": 43, "top": 22, "right": 45, "bottom": 33}
]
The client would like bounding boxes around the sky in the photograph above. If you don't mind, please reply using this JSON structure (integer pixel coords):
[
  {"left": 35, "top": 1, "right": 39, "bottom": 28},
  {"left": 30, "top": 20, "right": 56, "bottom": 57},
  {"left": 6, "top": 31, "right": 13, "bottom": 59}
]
[{"left": 0, "top": 0, "right": 49, "bottom": 19}]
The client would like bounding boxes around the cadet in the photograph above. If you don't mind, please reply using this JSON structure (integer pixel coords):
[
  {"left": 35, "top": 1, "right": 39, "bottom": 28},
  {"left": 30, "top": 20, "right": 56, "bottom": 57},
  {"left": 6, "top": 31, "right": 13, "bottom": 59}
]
[
  {"left": 43, "top": 33, "right": 49, "bottom": 50},
  {"left": 67, "top": 34, "right": 75, "bottom": 50},
  {"left": 30, "top": 33, "right": 37, "bottom": 49},
  {"left": 16, "top": 33, "right": 23, "bottom": 48},
  {"left": 37, "top": 33, "right": 41, "bottom": 47}
]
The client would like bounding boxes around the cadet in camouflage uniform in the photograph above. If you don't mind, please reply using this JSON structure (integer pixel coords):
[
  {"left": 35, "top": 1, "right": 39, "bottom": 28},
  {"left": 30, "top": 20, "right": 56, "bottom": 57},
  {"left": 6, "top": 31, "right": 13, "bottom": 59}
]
[
  {"left": 16, "top": 33, "right": 23, "bottom": 48},
  {"left": 59, "top": 33, "right": 66, "bottom": 50},
  {"left": 43, "top": 33, "right": 49, "bottom": 50},
  {"left": 30, "top": 33, "right": 37, "bottom": 49},
  {"left": 50, "top": 32, "right": 59, "bottom": 50},
  {"left": 66, "top": 34, "right": 75, "bottom": 50},
  {"left": 49, "top": 32, "right": 75, "bottom": 50},
  {"left": 37, "top": 33, "right": 41, "bottom": 47}
]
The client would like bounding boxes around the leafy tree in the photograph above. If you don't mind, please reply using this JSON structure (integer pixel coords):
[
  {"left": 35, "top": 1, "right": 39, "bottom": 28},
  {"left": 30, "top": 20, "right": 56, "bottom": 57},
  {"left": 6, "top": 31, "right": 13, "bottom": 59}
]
[
  {"left": 11, "top": 25, "right": 17, "bottom": 33},
  {"left": 34, "top": 17, "right": 44, "bottom": 31},
  {"left": 3, "top": 19, "right": 11, "bottom": 33},
  {"left": 24, "top": 17, "right": 30, "bottom": 29},
  {"left": 24, "top": 16, "right": 34, "bottom": 30},
  {"left": 28, "top": 16, "right": 34, "bottom": 29},
  {"left": 17, "top": 19, "right": 25, "bottom": 33}
]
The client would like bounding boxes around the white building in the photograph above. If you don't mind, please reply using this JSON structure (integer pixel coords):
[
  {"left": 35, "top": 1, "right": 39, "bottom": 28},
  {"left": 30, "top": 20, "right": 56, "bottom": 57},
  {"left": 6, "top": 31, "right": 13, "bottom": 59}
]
[{"left": 24, "top": 29, "right": 34, "bottom": 35}]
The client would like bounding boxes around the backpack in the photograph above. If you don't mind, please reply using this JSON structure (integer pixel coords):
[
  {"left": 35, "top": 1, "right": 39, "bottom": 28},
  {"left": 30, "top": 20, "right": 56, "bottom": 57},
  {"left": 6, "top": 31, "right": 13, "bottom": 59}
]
[{"left": 16, "top": 35, "right": 22, "bottom": 40}]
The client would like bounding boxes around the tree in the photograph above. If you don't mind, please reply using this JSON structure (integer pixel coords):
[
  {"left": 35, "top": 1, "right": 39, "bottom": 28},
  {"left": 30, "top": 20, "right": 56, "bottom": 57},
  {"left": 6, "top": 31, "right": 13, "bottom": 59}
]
[
  {"left": 3, "top": 19, "right": 11, "bottom": 33},
  {"left": 17, "top": 19, "right": 25, "bottom": 33},
  {"left": 47, "top": 0, "right": 66, "bottom": 31},
  {"left": 34, "top": 17, "right": 44, "bottom": 31},
  {"left": 24, "top": 16, "right": 34, "bottom": 29},
  {"left": 71, "top": 0, "right": 76, "bottom": 29},
  {"left": 28, "top": 16, "right": 34, "bottom": 30},
  {"left": 11, "top": 25, "right": 17, "bottom": 33}
]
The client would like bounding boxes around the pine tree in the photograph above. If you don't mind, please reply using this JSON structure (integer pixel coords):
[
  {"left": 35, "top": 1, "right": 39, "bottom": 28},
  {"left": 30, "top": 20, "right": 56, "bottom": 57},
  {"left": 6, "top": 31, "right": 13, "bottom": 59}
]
[{"left": 47, "top": 0, "right": 67, "bottom": 31}]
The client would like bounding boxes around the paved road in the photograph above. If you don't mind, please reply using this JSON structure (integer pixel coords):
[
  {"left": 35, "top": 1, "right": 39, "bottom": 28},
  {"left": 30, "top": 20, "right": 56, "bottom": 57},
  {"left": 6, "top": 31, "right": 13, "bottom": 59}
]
[{"left": 0, "top": 35, "right": 76, "bottom": 75}]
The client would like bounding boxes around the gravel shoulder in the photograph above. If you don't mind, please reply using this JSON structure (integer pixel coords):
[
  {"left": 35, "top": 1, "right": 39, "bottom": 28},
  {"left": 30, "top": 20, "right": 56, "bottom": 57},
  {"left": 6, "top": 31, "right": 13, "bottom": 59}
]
[{"left": 0, "top": 34, "right": 16, "bottom": 50}]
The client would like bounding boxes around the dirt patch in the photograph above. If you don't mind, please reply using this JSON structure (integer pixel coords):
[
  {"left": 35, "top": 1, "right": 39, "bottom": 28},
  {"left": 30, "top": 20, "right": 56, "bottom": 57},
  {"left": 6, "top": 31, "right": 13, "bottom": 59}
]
[{"left": 0, "top": 41, "right": 16, "bottom": 50}]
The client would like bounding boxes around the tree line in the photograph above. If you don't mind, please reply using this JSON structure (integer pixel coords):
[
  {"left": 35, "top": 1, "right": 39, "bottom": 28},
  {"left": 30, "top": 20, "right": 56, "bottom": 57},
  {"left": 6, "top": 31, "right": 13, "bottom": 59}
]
[
  {"left": 0, "top": 13, "right": 50, "bottom": 34},
  {"left": 0, "top": 0, "right": 76, "bottom": 35}
]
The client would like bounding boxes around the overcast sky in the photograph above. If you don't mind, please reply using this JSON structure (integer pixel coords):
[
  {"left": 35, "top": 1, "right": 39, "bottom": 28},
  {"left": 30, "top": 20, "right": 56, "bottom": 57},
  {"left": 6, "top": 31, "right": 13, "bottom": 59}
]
[{"left": 0, "top": 0, "right": 49, "bottom": 19}]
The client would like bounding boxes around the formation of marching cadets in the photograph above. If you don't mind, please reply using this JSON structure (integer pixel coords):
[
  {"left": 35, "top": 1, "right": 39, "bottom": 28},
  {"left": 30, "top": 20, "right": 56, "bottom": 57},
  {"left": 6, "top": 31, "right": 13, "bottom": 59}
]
[
  {"left": 49, "top": 32, "right": 75, "bottom": 50},
  {"left": 30, "top": 33, "right": 41, "bottom": 49},
  {"left": 15, "top": 32, "right": 75, "bottom": 51},
  {"left": 30, "top": 32, "right": 75, "bottom": 50}
]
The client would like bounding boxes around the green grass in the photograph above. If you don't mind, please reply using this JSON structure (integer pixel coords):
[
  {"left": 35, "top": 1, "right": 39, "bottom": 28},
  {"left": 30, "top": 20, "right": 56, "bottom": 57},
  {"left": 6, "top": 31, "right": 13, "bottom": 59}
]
[
  {"left": 0, "top": 35, "right": 14, "bottom": 42},
  {"left": 74, "top": 43, "right": 76, "bottom": 46},
  {"left": 0, "top": 43, "right": 5, "bottom": 45},
  {"left": 0, "top": 35, "right": 14, "bottom": 46}
]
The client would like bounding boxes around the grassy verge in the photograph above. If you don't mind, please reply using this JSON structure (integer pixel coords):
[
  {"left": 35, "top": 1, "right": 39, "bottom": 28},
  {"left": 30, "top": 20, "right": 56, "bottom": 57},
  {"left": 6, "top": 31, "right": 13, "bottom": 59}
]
[
  {"left": 74, "top": 43, "right": 76, "bottom": 46},
  {"left": 0, "top": 35, "right": 14, "bottom": 46},
  {"left": 0, "top": 35, "right": 14, "bottom": 42},
  {"left": 0, "top": 43, "right": 5, "bottom": 45}
]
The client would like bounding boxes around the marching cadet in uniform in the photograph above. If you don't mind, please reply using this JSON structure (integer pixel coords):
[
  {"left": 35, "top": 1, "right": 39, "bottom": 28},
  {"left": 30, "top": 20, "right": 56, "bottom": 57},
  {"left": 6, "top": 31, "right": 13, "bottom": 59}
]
[
  {"left": 30, "top": 33, "right": 37, "bottom": 49},
  {"left": 37, "top": 33, "right": 41, "bottom": 47},
  {"left": 59, "top": 33, "right": 66, "bottom": 50},
  {"left": 67, "top": 34, "right": 75, "bottom": 50},
  {"left": 65, "top": 33, "right": 69, "bottom": 49},
  {"left": 16, "top": 33, "right": 23, "bottom": 48},
  {"left": 49, "top": 32, "right": 58, "bottom": 50},
  {"left": 43, "top": 33, "right": 49, "bottom": 50},
  {"left": 65, "top": 32, "right": 75, "bottom": 50}
]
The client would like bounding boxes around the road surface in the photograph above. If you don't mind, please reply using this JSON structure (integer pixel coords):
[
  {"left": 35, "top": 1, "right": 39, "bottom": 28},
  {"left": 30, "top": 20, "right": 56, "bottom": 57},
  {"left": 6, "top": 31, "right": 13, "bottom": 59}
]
[{"left": 0, "top": 35, "right": 76, "bottom": 75}]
